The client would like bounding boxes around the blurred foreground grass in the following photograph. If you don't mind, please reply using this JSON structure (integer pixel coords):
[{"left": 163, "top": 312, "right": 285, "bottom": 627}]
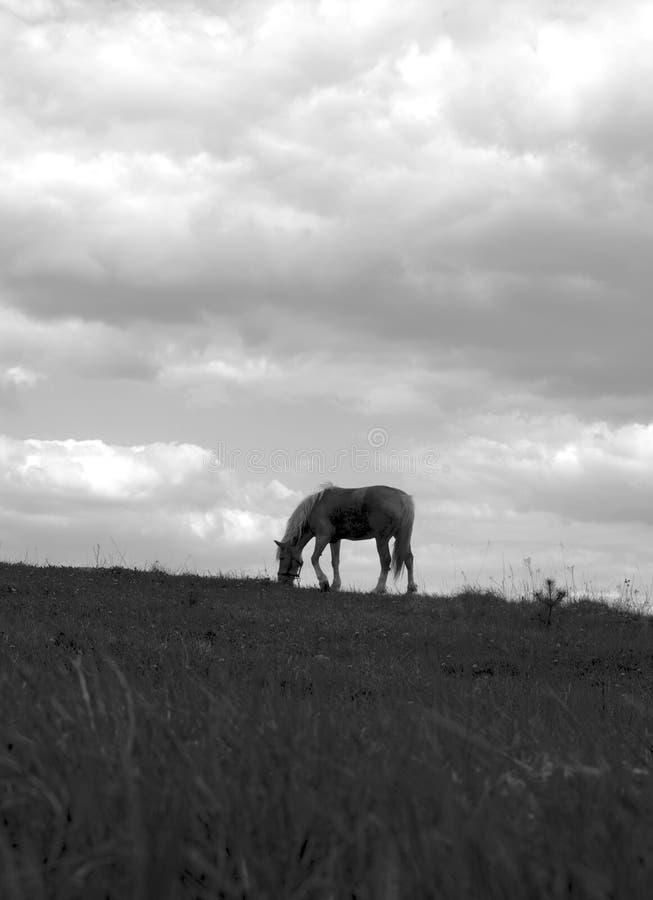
[{"left": 1, "top": 561, "right": 652, "bottom": 899}]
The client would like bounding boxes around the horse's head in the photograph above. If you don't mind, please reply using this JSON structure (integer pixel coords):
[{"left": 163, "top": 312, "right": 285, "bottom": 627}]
[{"left": 274, "top": 539, "right": 303, "bottom": 584}]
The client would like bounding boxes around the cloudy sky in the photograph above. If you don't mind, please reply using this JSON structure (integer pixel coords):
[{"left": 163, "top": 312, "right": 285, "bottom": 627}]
[{"left": 2, "top": 0, "right": 653, "bottom": 597}]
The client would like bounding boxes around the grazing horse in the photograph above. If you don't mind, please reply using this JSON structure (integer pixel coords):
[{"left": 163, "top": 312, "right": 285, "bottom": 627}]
[{"left": 275, "top": 484, "right": 417, "bottom": 593}]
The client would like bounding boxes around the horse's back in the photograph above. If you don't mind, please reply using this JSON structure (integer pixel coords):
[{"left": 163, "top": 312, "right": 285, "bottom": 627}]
[
  {"left": 362, "top": 485, "right": 412, "bottom": 506},
  {"left": 322, "top": 485, "right": 411, "bottom": 507},
  {"left": 314, "top": 485, "right": 412, "bottom": 539}
]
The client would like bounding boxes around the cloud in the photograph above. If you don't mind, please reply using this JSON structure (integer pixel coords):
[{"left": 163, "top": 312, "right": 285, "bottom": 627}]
[
  {"left": 0, "top": 364, "right": 42, "bottom": 408},
  {"left": 1, "top": 420, "right": 652, "bottom": 574},
  {"left": 0, "top": 432, "right": 298, "bottom": 570},
  {"left": 0, "top": 432, "right": 304, "bottom": 519},
  {"left": 437, "top": 416, "right": 653, "bottom": 527},
  {"left": 0, "top": 436, "right": 207, "bottom": 507},
  {"left": 2, "top": 4, "right": 650, "bottom": 334},
  {"left": 0, "top": 306, "right": 163, "bottom": 382},
  {"left": 2, "top": 1, "right": 653, "bottom": 589},
  {"left": 1, "top": 366, "right": 40, "bottom": 388}
]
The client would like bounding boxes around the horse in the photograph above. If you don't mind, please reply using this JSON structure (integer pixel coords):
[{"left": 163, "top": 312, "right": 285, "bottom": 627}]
[{"left": 275, "top": 483, "right": 417, "bottom": 593}]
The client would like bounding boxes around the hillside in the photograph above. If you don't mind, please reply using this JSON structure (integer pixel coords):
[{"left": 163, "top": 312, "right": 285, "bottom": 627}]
[{"left": 1, "top": 561, "right": 652, "bottom": 899}]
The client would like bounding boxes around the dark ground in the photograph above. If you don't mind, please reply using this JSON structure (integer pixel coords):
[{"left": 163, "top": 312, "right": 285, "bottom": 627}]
[{"left": 1, "top": 561, "right": 652, "bottom": 899}]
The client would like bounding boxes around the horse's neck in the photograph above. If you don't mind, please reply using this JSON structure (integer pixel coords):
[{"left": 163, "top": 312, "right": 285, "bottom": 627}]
[{"left": 294, "top": 526, "right": 313, "bottom": 549}]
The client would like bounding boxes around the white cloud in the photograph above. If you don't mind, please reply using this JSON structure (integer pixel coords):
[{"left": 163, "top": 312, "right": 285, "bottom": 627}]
[
  {"left": 0, "top": 431, "right": 302, "bottom": 572},
  {"left": 163, "top": 356, "right": 276, "bottom": 386},
  {"left": 0, "top": 436, "right": 209, "bottom": 504},
  {"left": 0, "top": 420, "right": 650, "bottom": 592},
  {"left": 0, "top": 363, "right": 42, "bottom": 408},
  {"left": 221, "top": 508, "right": 282, "bottom": 544},
  {"left": 437, "top": 417, "right": 653, "bottom": 527},
  {"left": 1, "top": 365, "right": 41, "bottom": 388}
]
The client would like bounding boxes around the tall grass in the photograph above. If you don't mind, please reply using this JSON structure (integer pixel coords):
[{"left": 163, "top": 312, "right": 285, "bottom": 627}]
[{"left": 1, "top": 562, "right": 652, "bottom": 898}]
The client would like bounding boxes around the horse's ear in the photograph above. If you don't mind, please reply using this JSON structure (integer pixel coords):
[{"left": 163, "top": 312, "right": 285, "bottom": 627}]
[{"left": 274, "top": 540, "right": 283, "bottom": 547}]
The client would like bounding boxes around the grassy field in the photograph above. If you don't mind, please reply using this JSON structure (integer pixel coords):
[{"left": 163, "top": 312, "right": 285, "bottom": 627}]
[{"left": 0, "top": 560, "right": 652, "bottom": 899}]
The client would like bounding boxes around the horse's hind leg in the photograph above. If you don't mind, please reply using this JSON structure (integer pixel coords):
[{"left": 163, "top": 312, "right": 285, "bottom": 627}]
[
  {"left": 373, "top": 536, "right": 391, "bottom": 593},
  {"left": 311, "top": 535, "right": 331, "bottom": 591},
  {"left": 330, "top": 540, "right": 341, "bottom": 590},
  {"left": 405, "top": 547, "right": 417, "bottom": 593}
]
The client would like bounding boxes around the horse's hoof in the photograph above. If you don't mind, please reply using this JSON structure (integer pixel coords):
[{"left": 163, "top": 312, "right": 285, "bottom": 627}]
[
  {"left": 320, "top": 582, "right": 330, "bottom": 592},
  {"left": 407, "top": 584, "right": 418, "bottom": 594}
]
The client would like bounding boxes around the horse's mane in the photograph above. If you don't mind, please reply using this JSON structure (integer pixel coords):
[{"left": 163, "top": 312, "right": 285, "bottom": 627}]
[{"left": 277, "top": 483, "right": 335, "bottom": 554}]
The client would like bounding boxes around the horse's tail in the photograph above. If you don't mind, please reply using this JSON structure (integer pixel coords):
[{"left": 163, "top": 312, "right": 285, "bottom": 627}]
[{"left": 391, "top": 494, "right": 415, "bottom": 580}]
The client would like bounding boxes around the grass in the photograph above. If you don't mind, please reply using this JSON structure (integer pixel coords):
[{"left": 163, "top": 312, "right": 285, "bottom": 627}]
[{"left": 1, "top": 561, "right": 652, "bottom": 899}]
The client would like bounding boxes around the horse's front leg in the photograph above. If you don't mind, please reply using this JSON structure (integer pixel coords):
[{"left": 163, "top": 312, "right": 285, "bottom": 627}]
[
  {"left": 330, "top": 540, "right": 341, "bottom": 591},
  {"left": 373, "top": 536, "right": 391, "bottom": 593},
  {"left": 311, "top": 535, "right": 331, "bottom": 591}
]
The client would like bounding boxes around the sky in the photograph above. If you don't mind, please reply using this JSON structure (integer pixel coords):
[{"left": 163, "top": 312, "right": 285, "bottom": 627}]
[{"left": 2, "top": 0, "right": 653, "bottom": 599}]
